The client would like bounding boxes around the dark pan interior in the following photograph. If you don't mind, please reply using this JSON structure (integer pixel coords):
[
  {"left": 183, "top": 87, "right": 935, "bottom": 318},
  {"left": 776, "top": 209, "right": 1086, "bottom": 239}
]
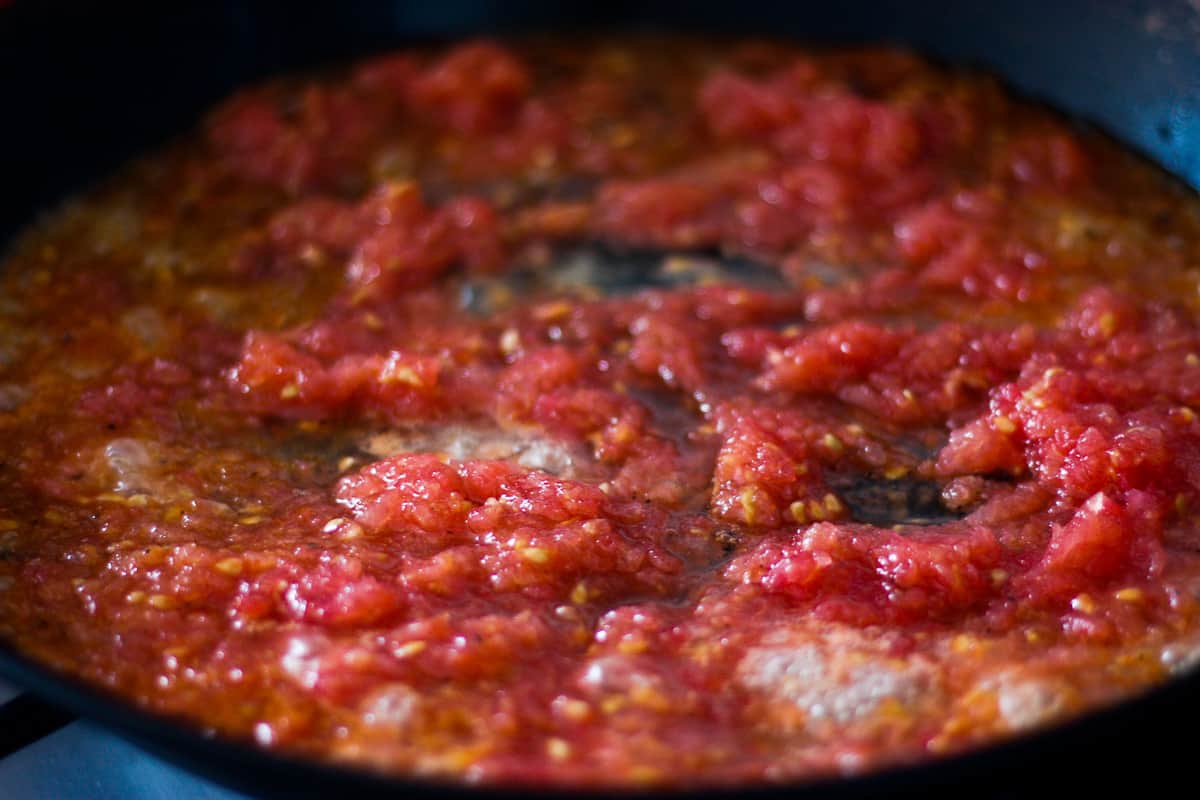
[{"left": 1, "top": 1, "right": 1199, "bottom": 796}]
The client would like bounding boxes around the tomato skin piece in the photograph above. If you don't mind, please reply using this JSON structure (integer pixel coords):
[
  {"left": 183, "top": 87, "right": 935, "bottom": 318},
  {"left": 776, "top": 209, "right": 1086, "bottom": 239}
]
[
  {"left": 336, "top": 453, "right": 471, "bottom": 535},
  {"left": 408, "top": 40, "right": 533, "bottom": 134},
  {"left": 700, "top": 71, "right": 789, "bottom": 138},
  {"left": 731, "top": 522, "right": 1002, "bottom": 625},
  {"left": 936, "top": 416, "right": 1026, "bottom": 477},
  {"left": 709, "top": 406, "right": 831, "bottom": 529},
  {"left": 346, "top": 190, "right": 505, "bottom": 299},
  {"left": 227, "top": 333, "right": 442, "bottom": 421},
  {"left": 758, "top": 321, "right": 909, "bottom": 394},
  {"left": 593, "top": 178, "right": 729, "bottom": 249},
  {"left": 246, "top": 559, "right": 406, "bottom": 629},
  {"left": 1041, "top": 492, "right": 1134, "bottom": 580}
]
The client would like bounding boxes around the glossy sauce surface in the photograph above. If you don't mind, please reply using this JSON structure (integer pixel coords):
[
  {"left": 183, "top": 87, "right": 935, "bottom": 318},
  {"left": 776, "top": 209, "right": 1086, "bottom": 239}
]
[{"left": 2, "top": 38, "right": 1200, "bottom": 787}]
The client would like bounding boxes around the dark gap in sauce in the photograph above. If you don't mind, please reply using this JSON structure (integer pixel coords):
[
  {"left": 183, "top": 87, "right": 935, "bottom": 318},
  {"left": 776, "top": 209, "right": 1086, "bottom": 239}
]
[{"left": 833, "top": 473, "right": 965, "bottom": 527}]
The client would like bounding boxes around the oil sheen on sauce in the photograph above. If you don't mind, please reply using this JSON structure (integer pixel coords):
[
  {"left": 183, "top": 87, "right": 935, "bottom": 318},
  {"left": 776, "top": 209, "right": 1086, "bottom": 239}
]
[{"left": 1, "top": 37, "right": 1200, "bottom": 788}]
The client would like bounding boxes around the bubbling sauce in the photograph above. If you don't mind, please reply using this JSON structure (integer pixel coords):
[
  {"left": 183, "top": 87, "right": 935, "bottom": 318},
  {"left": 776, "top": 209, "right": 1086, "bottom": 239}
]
[{"left": 2, "top": 37, "right": 1200, "bottom": 788}]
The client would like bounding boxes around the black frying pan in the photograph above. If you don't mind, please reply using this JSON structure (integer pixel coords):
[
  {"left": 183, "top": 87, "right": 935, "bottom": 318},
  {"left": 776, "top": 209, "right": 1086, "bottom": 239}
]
[{"left": 1, "top": 1, "right": 1198, "bottom": 796}]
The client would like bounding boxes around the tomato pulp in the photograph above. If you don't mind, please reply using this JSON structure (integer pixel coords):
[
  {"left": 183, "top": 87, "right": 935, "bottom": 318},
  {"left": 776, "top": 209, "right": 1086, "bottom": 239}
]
[{"left": 1, "top": 38, "right": 1200, "bottom": 787}]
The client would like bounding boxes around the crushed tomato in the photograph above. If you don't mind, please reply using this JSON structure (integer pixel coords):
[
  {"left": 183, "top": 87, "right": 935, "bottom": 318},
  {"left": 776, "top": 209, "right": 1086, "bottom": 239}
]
[{"left": 2, "top": 37, "right": 1200, "bottom": 787}]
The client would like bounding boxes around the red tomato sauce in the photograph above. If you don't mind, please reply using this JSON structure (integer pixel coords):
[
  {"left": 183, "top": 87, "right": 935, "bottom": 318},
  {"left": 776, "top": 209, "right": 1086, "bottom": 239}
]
[{"left": 2, "top": 37, "right": 1200, "bottom": 787}]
